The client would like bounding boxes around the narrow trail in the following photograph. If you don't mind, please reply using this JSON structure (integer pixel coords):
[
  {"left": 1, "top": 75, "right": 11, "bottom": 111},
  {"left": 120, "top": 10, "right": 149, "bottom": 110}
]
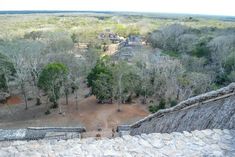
[{"left": 103, "top": 43, "right": 119, "bottom": 56}]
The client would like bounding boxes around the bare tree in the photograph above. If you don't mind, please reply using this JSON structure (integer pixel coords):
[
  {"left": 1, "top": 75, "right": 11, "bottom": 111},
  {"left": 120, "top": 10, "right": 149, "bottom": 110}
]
[
  {"left": 43, "top": 31, "right": 74, "bottom": 54},
  {"left": 28, "top": 50, "right": 48, "bottom": 106},
  {"left": 208, "top": 35, "right": 235, "bottom": 73},
  {"left": 11, "top": 54, "right": 30, "bottom": 110},
  {"left": 133, "top": 51, "right": 153, "bottom": 104},
  {"left": 177, "top": 34, "right": 199, "bottom": 54},
  {"left": 149, "top": 24, "right": 189, "bottom": 51},
  {"left": 112, "top": 61, "right": 138, "bottom": 111},
  {"left": 47, "top": 53, "right": 85, "bottom": 108}
]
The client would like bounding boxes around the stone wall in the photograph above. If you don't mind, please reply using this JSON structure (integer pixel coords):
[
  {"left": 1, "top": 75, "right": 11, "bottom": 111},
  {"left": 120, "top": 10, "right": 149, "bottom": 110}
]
[
  {"left": 0, "top": 127, "right": 86, "bottom": 141},
  {"left": 118, "top": 83, "right": 235, "bottom": 135},
  {"left": 1, "top": 129, "right": 234, "bottom": 156}
]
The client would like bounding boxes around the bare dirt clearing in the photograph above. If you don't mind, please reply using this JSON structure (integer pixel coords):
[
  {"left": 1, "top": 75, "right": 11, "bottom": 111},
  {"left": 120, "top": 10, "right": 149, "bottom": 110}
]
[
  {"left": 6, "top": 96, "right": 22, "bottom": 105},
  {"left": 75, "top": 96, "right": 148, "bottom": 131},
  {"left": 0, "top": 95, "right": 149, "bottom": 135}
]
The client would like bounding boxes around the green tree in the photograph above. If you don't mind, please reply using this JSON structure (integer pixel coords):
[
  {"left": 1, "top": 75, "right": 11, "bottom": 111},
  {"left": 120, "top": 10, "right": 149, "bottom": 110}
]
[
  {"left": 71, "top": 32, "right": 79, "bottom": 43},
  {"left": 0, "top": 53, "right": 15, "bottom": 91},
  {"left": 87, "top": 56, "right": 111, "bottom": 87},
  {"left": 87, "top": 57, "right": 113, "bottom": 102},
  {"left": 112, "top": 61, "right": 140, "bottom": 111},
  {"left": 38, "top": 62, "right": 68, "bottom": 113},
  {"left": 92, "top": 73, "right": 113, "bottom": 103}
]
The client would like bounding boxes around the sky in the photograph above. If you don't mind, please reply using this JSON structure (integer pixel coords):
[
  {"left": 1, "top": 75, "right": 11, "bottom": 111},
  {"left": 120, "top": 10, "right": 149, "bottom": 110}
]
[{"left": 0, "top": 0, "right": 234, "bottom": 16}]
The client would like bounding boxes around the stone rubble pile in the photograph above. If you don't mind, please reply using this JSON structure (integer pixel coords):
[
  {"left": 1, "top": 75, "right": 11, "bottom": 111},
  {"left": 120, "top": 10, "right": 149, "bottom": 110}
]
[{"left": 0, "top": 129, "right": 234, "bottom": 157}]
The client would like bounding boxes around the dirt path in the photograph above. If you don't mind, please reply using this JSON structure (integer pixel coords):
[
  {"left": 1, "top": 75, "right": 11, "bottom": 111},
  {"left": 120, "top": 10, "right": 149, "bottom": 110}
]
[{"left": 103, "top": 43, "right": 119, "bottom": 56}]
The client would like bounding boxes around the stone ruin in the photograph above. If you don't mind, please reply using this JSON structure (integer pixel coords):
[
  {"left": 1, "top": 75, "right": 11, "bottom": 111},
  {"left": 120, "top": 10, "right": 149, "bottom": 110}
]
[
  {"left": 0, "top": 83, "right": 235, "bottom": 142},
  {"left": 0, "top": 83, "right": 235, "bottom": 156},
  {"left": 0, "top": 127, "right": 85, "bottom": 141},
  {"left": 118, "top": 83, "right": 235, "bottom": 136}
]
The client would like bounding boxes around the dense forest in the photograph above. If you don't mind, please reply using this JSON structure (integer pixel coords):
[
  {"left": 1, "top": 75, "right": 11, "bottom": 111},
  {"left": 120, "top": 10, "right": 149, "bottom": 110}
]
[{"left": 0, "top": 13, "right": 234, "bottom": 114}]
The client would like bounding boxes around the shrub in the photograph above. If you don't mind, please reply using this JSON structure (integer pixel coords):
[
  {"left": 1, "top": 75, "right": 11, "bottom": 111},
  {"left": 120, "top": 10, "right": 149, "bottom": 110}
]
[
  {"left": 215, "top": 72, "right": 229, "bottom": 86},
  {"left": 162, "top": 51, "right": 180, "bottom": 58},
  {"left": 158, "top": 99, "right": 166, "bottom": 109},
  {"left": 228, "top": 71, "right": 235, "bottom": 82},
  {"left": 148, "top": 105, "right": 158, "bottom": 113},
  {"left": 192, "top": 41, "right": 210, "bottom": 58},
  {"left": 0, "top": 75, "right": 7, "bottom": 90},
  {"left": 170, "top": 99, "right": 178, "bottom": 107},
  {"left": 148, "top": 99, "right": 166, "bottom": 113},
  {"left": 45, "top": 110, "right": 51, "bottom": 115}
]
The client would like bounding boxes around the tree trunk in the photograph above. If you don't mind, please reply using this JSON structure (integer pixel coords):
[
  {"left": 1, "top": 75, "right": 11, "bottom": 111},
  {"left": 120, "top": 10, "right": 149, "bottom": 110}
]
[
  {"left": 36, "top": 97, "right": 41, "bottom": 106},
  {"left": 110, "top": 98, "right": 113, "bottom": 104},
  {"left": 3, "top": 74, "right": 9, "bottom": 93},
  {"left": 21, "top": 84, "right": 28, "bottom": 110},
  {"left": 23, "top": 91, "right": 28, "bottom": 110},
  {"left": 176, "top": 89, "right": 180, "bottom": 101},
  {"left": 35, "top": 85, "right": 41, "bottom": 105},
  {"left": 33, "top": 76, "right": 41, "bottom": 105},
  {"left": 6, "top": 102, "right": 13, "bottom": 118},
  {"left": 52, "top": 87, "right": 58, "bottom": 108},
  {"left": 75, "top": 90, "right": 78, "bottom": 110},
  {"left": 143, "top": 90, "right": 147, "bottom": 104},
  {"left": 44, "top": 96, "right": 51, "bottom": 115},
  {"left": 117, "top": 100, "right": 121, "bottom": 112},
  {"left": 65, "top": 92, "right": 68, "bottom": 105},
  {"left": 117, "top": 75, "right": 122, "bottom": 112},
  {"left": 59, "top": 103, "right": 62, "bottom": 114},
  {"left": 46, "top": 96, "right": 49, "bottom": 111},
  {"left": 117, "top": 91, "right": 121, "bottom": 112}
]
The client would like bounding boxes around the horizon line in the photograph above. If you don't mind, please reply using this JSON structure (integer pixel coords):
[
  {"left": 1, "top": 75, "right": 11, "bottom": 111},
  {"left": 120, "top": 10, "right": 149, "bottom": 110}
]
[{"left": 0, "top": 10, "right": 234, "bottom": 17}]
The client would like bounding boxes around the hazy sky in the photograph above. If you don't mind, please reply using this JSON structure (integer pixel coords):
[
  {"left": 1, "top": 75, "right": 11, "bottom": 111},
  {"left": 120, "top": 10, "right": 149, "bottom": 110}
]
[{"left": 0, "top": 0, "right": 234, "bottom": 16}]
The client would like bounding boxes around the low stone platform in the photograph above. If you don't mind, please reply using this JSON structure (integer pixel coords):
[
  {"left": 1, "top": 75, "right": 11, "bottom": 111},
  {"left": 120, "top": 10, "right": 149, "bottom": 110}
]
[
  {"left": 0, "top": 127, "right": 86, "bottom": 141},
  {"left": 0, "top": 129, "right": 234, "bottom": 156}
]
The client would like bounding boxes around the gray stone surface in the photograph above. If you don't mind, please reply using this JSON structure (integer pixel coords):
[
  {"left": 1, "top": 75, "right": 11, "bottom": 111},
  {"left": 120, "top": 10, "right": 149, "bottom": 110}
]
[
  {"left": 0, "top": 129, "right": 234, "bottom": 157},
  {"left": 118, "top": 83, "right": 235, "bottom": 135},
  {"left": 0, "top": 129, "right": 26, "bottom": 141},
  {"left": 0, "top": 127, "right": 86, "bottom": 141}
]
